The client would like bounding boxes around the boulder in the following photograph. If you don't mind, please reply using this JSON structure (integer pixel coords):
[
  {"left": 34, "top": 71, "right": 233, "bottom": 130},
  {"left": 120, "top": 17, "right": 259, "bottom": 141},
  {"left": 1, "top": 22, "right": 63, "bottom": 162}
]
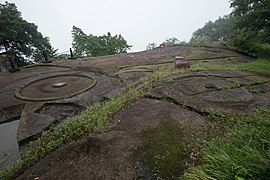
[{"left": 175, "top": 56, "right": 190, "bottom": 69}]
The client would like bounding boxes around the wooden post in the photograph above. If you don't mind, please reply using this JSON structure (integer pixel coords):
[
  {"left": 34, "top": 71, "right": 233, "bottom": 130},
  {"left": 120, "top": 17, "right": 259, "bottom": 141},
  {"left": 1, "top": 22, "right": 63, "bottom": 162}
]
[
  {"left": 42, "top": 51, "right": 52, "bottom": 63},
  {"left": 7, "top": 56, "right": 20, "bottom": 72},
  {"left": 43, "top": 51, "right": 48, "bottom": 62},
  {"left": 70, "top": 48, "right": 74, "bottom": 59}
]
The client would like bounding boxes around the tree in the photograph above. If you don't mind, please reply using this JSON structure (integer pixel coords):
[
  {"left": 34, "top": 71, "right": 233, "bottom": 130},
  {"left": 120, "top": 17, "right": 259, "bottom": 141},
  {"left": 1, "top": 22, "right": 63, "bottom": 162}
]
[
  {"left": 230, "top": 0, "right": 270, "bottom": 43},
  {"left": 191, "top": 0, "right": 270, "bottom": 56},
  {"left": 146, "top": 43, "right": 157, "bottom": 50},
  {"left": 0, "top": 2, "right": 56, "bottom": 62},
  {"left": 193, "top": 15, "right": 237, "bottom": 42},
  {"left": 229, "top": 0, "right": 270, "bottom": 55},
  {"left": 230, "top": 0, "right": 270, "bottom": 30},
  {"left": 72, "top": 26, "right": 132, "bottom": 57},
  {"left": 164, "top": 37, "right": 181, "bottom": 46},
  {"left": 189, "top": 35, "right": 212, "bottom": 47},
  {"left": 71, "top": 26, "right": 89, "bottom": 57}
]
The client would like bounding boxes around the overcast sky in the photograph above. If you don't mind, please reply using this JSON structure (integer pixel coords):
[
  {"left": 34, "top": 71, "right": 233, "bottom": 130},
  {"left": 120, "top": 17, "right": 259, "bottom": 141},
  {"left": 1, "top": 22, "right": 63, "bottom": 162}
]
[{"left": 1, "top": 0, "right": 232, "bottom": 53}]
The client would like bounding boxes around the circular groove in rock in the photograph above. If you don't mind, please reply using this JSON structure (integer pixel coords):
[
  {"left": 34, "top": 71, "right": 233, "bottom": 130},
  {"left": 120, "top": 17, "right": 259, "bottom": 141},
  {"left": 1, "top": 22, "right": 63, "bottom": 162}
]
[{"left": 15, "top": 74, "right": 97, "bottom": 101}]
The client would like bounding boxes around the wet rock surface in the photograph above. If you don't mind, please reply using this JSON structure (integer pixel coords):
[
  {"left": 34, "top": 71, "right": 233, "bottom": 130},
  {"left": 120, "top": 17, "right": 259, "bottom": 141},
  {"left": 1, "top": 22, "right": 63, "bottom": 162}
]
[
  {"left": 0, "top": 104, "right": 23, "bottom": 124},
  {"left": 37, "top": 103, "right": 83, "bottom": 123},
  {"left": 16, "top": 74, "right": 96, "bottom": 101},
  {"left": 0, "top": 120, "right": 20, "bottom": 169},
  {"left": 0, "top": 63, "right": 124, "bottom": 167},
  {"left": 17, "top": 99, "right": 221, "bottom": 179},
  {"left": 0, "top": 46, "right": 269, "bottom": 178},
  {"left": 150, "top": 71, "right": 270, "bottom": 114},
  {"left": 17, "top": 103, "right": 84, "bottom": 143}
]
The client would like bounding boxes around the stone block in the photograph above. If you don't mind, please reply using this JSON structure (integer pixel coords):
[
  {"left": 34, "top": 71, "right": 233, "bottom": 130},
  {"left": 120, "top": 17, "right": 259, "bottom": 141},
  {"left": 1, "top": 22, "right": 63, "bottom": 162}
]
[{"left": 175, "top": 56, "right": 190, "bottom": 69}]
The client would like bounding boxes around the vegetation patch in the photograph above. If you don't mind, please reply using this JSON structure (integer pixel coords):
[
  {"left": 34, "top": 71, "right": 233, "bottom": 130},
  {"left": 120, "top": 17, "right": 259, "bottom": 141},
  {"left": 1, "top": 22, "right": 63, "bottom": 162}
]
[
  {"left": 190, "top": 58, "right": 270, "bottom": 75},
  {"left": 184, "top": 109, "right": 270, "bottom": 180},
  {"left": 137, "top": 120, "right": 187, "bottom": 178},
  {"left": 232, "top": 59, "right": 270, "bottom": 75}
]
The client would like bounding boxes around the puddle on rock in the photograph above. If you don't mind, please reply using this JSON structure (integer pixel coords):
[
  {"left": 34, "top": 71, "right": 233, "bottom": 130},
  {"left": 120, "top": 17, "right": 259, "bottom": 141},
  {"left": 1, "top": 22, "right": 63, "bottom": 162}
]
[{"left": 0, "top": 120, "right": 20, "bottom": 169}]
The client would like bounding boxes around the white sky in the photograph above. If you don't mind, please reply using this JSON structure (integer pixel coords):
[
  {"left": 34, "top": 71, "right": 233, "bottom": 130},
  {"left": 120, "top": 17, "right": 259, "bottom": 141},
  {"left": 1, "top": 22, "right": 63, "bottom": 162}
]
[{"left": 1, "top": 0, "right": 232, "bottom": 53}]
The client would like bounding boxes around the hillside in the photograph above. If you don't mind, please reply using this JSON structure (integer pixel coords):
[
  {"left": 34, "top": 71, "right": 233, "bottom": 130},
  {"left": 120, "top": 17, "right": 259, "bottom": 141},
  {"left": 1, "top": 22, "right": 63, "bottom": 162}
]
[{"left": 0, "top": 46, "right": 269, "bottom": 179}]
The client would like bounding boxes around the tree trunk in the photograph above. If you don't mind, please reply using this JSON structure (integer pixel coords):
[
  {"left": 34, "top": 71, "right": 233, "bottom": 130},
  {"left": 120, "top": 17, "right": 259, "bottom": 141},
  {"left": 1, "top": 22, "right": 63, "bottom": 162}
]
[{"left": 4, "top": 43, "right": 8, "bottom": 53}]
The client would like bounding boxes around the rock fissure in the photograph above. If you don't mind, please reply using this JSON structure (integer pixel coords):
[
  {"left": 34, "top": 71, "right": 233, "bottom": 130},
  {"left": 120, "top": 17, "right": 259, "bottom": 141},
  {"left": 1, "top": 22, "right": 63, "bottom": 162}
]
[
  {"left": 188, "top": 55, "right": 239, "bottom": 61},
  {"left": 219, "top": 80, "right": 270, "bottom": 91},
  {"left": 143, "top": 94, "right": 224, "bottom": 118}
]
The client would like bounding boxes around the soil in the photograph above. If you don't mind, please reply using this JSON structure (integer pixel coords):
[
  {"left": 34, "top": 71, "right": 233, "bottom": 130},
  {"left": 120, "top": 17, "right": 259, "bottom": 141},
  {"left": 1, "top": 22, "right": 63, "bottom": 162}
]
[{"left": 0, "top": 46, "right": 269, "bottom": 178}]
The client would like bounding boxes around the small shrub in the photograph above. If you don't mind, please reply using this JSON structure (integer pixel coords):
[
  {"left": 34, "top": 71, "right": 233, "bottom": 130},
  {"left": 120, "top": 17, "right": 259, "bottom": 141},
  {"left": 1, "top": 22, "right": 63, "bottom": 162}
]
[
  {"left": 189, "top": 36, "right": 212, "bottom": 47},
  {"left": 254, "top": 43, "right": 270, "bottom": 58}
]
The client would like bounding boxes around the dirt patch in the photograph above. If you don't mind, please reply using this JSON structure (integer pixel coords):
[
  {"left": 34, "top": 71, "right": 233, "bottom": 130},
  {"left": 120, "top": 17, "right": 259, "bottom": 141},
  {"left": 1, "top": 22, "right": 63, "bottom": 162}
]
[{"left": 17, "top": 98, "right": 221, "bottom": 179}]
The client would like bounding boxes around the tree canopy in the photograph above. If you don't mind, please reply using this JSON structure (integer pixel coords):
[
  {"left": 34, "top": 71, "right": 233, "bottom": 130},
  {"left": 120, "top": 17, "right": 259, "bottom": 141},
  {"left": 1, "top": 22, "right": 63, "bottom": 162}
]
[
  {"left": 191, "top": 0, "right": 270, "bottom": 57},
  {"left": 164, "top": 37, "right": 182, "bottom": 46},
  {"left": 146, "top": 43, "right": 157, "bottom": 50},
  {"left": 72, "top": 26, "right": 131, "bottom": 57},
  {"left": 0, "top": 2, "right": 56, "bottom": 62}
]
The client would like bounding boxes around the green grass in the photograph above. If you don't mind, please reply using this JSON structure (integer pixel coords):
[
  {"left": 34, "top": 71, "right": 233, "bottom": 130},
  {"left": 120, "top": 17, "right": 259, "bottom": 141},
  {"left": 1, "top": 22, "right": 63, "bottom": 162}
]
[
  {"left": 184, "top": 109, "right": 270, "bottom": 180},
  {"left": 186, "top": 59, "right": 270, "bottom": 179},
  {"left": 232, "top": 58, "right": 270, "bottom": 75},
  {"left": 190, "top": 64, "right": 224, "bottom": 72},
  {"left": 190, "top": 58, "right": 270, "bottom": 75}
]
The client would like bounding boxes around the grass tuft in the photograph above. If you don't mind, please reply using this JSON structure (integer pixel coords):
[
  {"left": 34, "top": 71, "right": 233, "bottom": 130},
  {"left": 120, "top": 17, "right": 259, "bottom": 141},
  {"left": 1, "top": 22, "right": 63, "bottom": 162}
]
[
  {"left": 184, "top": 110, "right": 270, "bottom": 180},
  {"left": 231, "top": 58, "right": 270, "bottom": 75},
  {"left": 190, "top": 58, "right": 270, "bottom": 75}
]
